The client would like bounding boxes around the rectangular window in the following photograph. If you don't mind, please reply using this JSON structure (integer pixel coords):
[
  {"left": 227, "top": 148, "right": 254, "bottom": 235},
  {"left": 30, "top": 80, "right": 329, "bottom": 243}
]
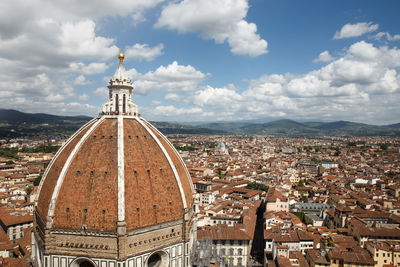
[
  {"left": 123, "top": 94, "right": 126, "bottom": 113},
  {"left": 115, "top": 94, "right": 119, "bottom": 113}
]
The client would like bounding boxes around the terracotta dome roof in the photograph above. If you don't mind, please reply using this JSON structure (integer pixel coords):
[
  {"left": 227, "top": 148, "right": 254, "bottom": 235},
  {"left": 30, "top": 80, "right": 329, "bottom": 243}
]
[{"left": 36, "top": 116, "right": 194, "bottom": 232}]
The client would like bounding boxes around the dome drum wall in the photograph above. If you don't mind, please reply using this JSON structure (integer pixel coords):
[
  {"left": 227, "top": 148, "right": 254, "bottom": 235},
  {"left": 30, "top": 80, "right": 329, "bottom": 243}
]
[
  {"left": 34, "top": 219, "right": 189, "bottom": 259},
  {"left": 35, "top": 241, "right": 191, "bottom": 267},
  {"left": 33, "top": 211, "right": 195, "bottom": 266}
]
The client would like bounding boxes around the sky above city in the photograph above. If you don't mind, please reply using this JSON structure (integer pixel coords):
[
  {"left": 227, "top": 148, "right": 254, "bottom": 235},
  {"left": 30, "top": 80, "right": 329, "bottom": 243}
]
[{"left": 1, "top": 0, "right": 400, "bottom": 124}]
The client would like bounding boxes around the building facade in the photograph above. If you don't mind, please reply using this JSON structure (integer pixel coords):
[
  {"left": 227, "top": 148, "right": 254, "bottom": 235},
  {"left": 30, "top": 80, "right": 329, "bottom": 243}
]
[
  {"left": 195, "top": 225, "right": 251, "bottom": 267},
  {"left": 0, "top": 211, "right": 33, "bottom": 242}
]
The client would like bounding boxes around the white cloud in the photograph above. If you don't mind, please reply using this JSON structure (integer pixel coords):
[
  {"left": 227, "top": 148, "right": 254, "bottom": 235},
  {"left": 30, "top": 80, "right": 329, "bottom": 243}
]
[
  {"left": 69, "top": 62, "right": 109, "bottom": 75},
  {"left": 243, "top": 74, "right": 286, "bottom": 101},
  {"left": 44, "top": 94, "right": 66, "bottom": 102},
  {"left": 0, "top": 0, "right": 165, "bottom": 116},
  {"left": 93, "top": 87, "right": 108, "bottom": 98},
  {"left": 78, "top": 94, "right": 89, "bottom": 101},
  {"left": 156, "top": 0, "right": 267, "bottom": 57},
  {"left": 227, "top": 20, "right": 267, "bottom": 57},
  {"left": 152, "top": 100, "right": 162, "bottom": 105},
  {"left": 126, "top": 68, "right": 140, "bottom": 80},
  {"left": 0, "top": 94, "right": 99, "bottom": 116},
  {"left": 59, "top": 20, "right": 118, "bottom": 60},
  {"left": 347, "top": 41, "right": 380, "bottom": 61},
  {"left": 125, "top": 43, "right": 164, "bottom": 61},
  {"left": 334, "top": 22, "right": 378, "bottom": 39},
  {"left": 165, "top": 93, "right": 182, "bottom": 101},
  {"left": 375, "top": 32, "right": 400, "bottom": 41},
  {"left": 193, "top": 85, "right": 242, "bottom": 108},
  {"left": 387, "top": 33, "right": 400, "bottom": 41},
  {"left": 131, "top": 61, "right": 208, "bottom": 95},
  {"left": 154, "top": 105, "right": 203, "bottom": 116},
  {"left": 28, "top": 0, "right": 165, "bottom": 23},
  {"left": 313, "top": 51, "right": 335, "bottom": 63},
  {"left": 74, "top": 75, "right": 90, "bottom": 85},
  {"left": 0, "top": 18, "right": 118, "bottom": 71},
  {"left": 180, "top": 41, "right": 400, "bottom": 123},
  {"left": 60, "top": 102, "right": 99, "bottom": 115},
  {"left": 0, "top": 0, "right": 163, "bottom": 71}
]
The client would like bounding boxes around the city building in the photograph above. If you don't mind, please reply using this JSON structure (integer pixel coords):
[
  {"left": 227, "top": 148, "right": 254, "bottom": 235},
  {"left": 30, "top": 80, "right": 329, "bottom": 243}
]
[
  {"left": 265, "top": 188, "right": 289, "bottom": 212},
  {"left": 0, "top": 208, "right": 33, "bottom": 242},
  {"left": 195, "top": 225, "right": 251, "bottom": 267},
  {"left": 365, "top": 241, "right": 400, "bottom": 267}
]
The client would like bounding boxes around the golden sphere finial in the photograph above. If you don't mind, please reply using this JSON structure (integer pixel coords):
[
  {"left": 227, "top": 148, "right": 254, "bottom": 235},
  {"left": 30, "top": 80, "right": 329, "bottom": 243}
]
[{"left": 118, "top": 48, "right": 125, "bottom": 62}]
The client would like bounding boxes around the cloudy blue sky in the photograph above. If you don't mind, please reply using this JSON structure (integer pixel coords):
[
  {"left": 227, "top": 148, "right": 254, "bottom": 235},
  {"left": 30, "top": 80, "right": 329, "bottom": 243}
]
[{"left": 1, "top": 0, "right": 400, "bottom": 124}]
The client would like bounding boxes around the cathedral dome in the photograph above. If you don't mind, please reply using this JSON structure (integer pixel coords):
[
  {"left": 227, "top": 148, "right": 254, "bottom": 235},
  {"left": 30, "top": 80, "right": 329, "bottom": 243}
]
[
  {"left": 36, "top": 116, "right": 193, "bottom": 232},
  {"left": 32, "top": 53, "right": 195, "bottom": 267}
]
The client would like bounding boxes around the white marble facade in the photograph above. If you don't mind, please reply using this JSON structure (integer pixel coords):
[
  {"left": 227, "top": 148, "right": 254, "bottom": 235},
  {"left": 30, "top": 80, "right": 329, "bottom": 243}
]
[{"left": 33, "top": 239, "right": 191, "bottom": 267}]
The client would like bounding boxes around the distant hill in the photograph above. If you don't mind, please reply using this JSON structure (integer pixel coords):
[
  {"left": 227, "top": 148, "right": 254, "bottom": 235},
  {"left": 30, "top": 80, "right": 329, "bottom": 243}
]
[
  {"left": 150, "top": 121, "right": 226, "bottom": 135},
  {"left": 197, "top": 119, "right": 400, "bottom": 137},
  {"left": 0, "top": 109, "right": 91, "bottom": 124},
  {"left": 0, "top": 109, "right": 93, "bottom": 137},
  {"left": 0, "top": 109, "right": 399, "bottom": 137},
  {"left": 197, "top": 122, "right": 254, "bottom": 134},
  {"left": 302, "top": 121, "right": 400, "bottom": 136},
  {"left": 242, "top": 119, "right": 319, "bottom": 135},
  {"left": 0, "top": 109, "right": 224, "bottom": 137},
  {"left": 387, "top": 123, "right": 400, "bottom": 129}
]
